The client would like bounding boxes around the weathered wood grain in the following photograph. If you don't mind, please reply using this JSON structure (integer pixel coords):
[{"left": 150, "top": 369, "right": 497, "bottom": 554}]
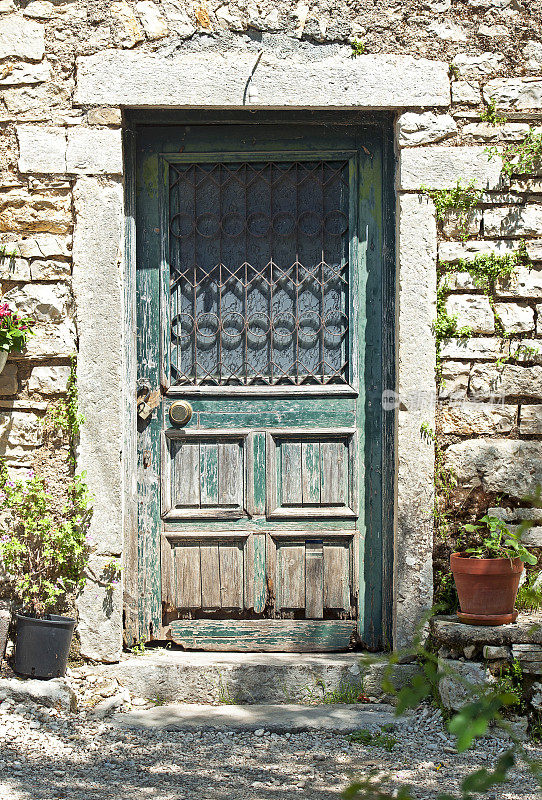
[
  {"left": 219, "top": 541, "right": 244, "bottom": 608},
  {"left": 167, "top": 619, "right": 355, "bottom": 652},
  {"left": 200, "top": 543, "right": 221, "bottom": 608},
  {"left": 218, "top": 441, "right": 243, "bottom": 508},
  {"left": 302, "top": 441, "right": 321, "bottom": 505},
  {"left": 324, "top": 543, "right": 350, "bottom": 610},
  {"left": 281, "top": 440, "right": 302, "bottom": 506},
  {"left": 278, "top": 542, "right": 305, "bottom": 609},
  {"left": 174, "top": 543, "right": 202, "bottom": 608},
  {"left": 305, "top": 540, "right": 324, "bottom": 619},
  {"left": 200, "top": 442, "right": 218, "bottom": 506}
]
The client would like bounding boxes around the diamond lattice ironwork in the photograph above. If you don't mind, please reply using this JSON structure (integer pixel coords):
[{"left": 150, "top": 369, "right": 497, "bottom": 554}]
[{"left": 168, "top": 160, "right": 350, "bottom": 385}]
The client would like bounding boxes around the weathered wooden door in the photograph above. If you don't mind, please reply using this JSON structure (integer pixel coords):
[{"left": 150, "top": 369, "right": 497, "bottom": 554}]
[{"left": 132, "top": 116, "right": 391, "bottom": 651}]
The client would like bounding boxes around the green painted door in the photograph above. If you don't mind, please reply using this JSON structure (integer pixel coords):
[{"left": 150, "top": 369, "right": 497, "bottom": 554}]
[{"left": 134, "top": 118, "right": 390, "bottom": 652}]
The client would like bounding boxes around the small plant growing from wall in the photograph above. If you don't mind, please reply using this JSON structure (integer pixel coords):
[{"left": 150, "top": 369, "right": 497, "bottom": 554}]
[
  {"left": 488, "top": 126, "right": 542, "bottom": 176},
  {"left": 421, "top": 180, "right": 483, "bottom": 241},
  {"left": 480, "top": 97, "right": 505, "bottom": 126}
]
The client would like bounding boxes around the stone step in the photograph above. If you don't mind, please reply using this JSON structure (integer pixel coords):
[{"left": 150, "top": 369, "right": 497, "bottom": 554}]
[
  {"left": 113, "top": 702, "right": 399, "bottom": 733},
  {"left": 96, "top": 650, "right": 420, "bottom": 705}
]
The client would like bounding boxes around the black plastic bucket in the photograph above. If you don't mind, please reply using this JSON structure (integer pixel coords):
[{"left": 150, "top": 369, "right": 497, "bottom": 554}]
[{"left": 14, "top": 613, "right": 75, "bottom": 679}]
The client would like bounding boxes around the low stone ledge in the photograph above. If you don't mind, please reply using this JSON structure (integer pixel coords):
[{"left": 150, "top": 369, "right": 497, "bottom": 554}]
[
  {"left": 0, "top": 676, "right": 76, "bottom": 711},
  {"left": 430, "top": 615, "right": 542, "bottom": 649}
]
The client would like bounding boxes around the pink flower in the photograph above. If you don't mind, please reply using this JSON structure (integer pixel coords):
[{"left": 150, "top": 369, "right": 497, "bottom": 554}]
[{"left": 6, "top": 480, "right": 14, "bottom": 488}]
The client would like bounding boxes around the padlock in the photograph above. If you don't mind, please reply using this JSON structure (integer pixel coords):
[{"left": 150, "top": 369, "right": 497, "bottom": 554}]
[
  {"left": 138, "top": 399, "right": 153, "bottom": 420},
  {"left": 137, "top": 385, "right": 153, "bottom": 420}
]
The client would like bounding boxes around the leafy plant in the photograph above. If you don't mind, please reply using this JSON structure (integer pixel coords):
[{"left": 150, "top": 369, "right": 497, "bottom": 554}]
[
  {"left": 0, "top": 301, "right": 34, "bottom": 354},
  {"left": 480, "top": 97, "right": 505, "bottom": 126},
  {"left": 0, "top": 471, "right": 92, "bottom": 614},
  {"left": 489, "top": 126, "right": 542, "bottom": 176},
  {"left": 459, "top": 514, "right": 537, "bottom": 564},
  {"left": 516, "top": 569, "right": 542, "bottom": 611},
  {"left": 350, "top": 39, "right": 365, "bottom": 57},
  {"left": 130, "top": 638, "right": 148, "bottom": 656},
  {"left": 349, "top": 727, "right": 397, "bottom": 751},
  {"left": 422, "top": 180, "right": 483, "bottom": 240},
  {"left": 493, "top": 659, "right": 525, "bottom": 714},
  {"left": 43, "top": 357, "right": 85, "bottom": 463}
]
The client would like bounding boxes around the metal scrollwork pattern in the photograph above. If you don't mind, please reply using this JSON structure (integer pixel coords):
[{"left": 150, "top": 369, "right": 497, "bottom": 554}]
[{"left": 168, "top": 160, "right": 350, "bottom": 385}]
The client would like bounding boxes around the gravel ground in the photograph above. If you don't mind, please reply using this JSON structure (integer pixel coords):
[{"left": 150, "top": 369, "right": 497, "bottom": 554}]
[
  {"left": 0, "top": 662, "right": 539, "bottom": 799},
  {"left": 0, "top": 691, "right": 541, "bottom": 800}
]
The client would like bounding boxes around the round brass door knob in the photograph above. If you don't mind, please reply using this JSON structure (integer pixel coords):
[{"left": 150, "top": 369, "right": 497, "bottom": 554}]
[{"left": 169, "top": 400, "right": 193, "bottom": 427}]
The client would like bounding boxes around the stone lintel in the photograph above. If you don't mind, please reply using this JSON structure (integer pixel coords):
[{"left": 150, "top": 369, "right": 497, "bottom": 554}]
[{"left": 74, "top": 51, "right": 450, "bottom": 109}]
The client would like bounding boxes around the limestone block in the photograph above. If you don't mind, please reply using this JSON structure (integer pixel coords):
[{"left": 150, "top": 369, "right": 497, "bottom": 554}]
[
  {"left": 439, "top": 402, "right": 516, "bottom": 435},
  {"left": 429, "top": 20, "right": 466, "bottom": 41},
  {"left": 452, "top": 53, "right": 505, "bottom": 78},
  {"left": 462, "top": 123, "right": 530, "bottom": 143},
  {"left": 396, "top": 193, "right": 436, "bottom": 649},
  {"left": 440, "top": 337, "right": 509, "bottom": 360},
  {"left": 0, "top": 187, "right": 72, "bottom": 234},
  {"left": 483, "top": 645, "right": 511, "bottom": 660},
  {"left": 439, "top": 239, "right": 519, "bottom": 264},
  {"left": 0, "top": 1, "right": 15, "bottom": 12},
  {"left": 439, "top": 360, "right": 469, "bottom": 399},
  {"left": 470, "top": 363, "right": 542, "bottom": 400},
  {"left": 478, "top": 24, "right": 508, "bottom": 38},
  {"left": 0, "top": 255, "right": 30, "bottom": 281},
  {"left": 0, "top": 364, "right": 18, "bottom": 395},
  {"left": 74, "top": 51, "right": 451, "bottom": 109},
  {"left": 0, "top": 609, "right": 9, "bottom": 661},
  {"left": 538, "top": 304, "right": 542, "bottom": 336},
  {"left": 23, "top": 2, "right": 54, "bottom": 18},
  {"left": 66, "top": 128, "right": 123, "bottom": 175},
  {"left": 2, "top": 283, "right": 72, "bottom": 324},
  {"left": 12, "top": 321, "right": 76, "bottom": 359},
  {"left": 0, "top": 14, "right": 45, "bottom": 60},
  {"left": 29, "top": 259, "right": 70, "bottom": 280},
  {"left": 0, "top": 677, "right": 76, "bottom": 710},
  {"left": 512, "top": 179, "right": 542, "bottom": 194},
  {"left": 532, "top": 683, "right": 542, "bottom": 711},
  {"left": 512, "top": 644, "right": 542, "bottom": 675},
  {"left": 111, "top": 0, "right": 144, "bottom": 48},
  {"left": 497, "top": 265, "right": 542, "bottom": 299},
  {"left": 0, "top": 411, "right": 42, "bottom": 447},
  {"left": 452, "top": 81, "right": 481, "bottom": 106},
  {"left": 136, "top": 1, "right": 167, "bottom": 39},
  {"left": 78, "top": 555, "right": 122, "bottom": 663},
  {"left": 441, "top": 210, "right": 482, "bottom": 239},
  {"left": 11, "top": 234, "right": 71, "bottom": 260},
  {"left": 28, "top": 365, "right": 70, "bottom": 395},
  {"left": 510, "top": 340, "right": 542, "bottom": 364},
  {"left": 17, "top": 126, "right": 66, "bottom": 174},
  {"left": 445, "top": 439, "right": 542, "bottom": 498},
  {"left": 519, "top": 405, "right": 542, "bottom": 435},
  {"left": 524, "top": 41, "right": 542, "bottom": 71},
  {"left": 73, "top": 177, "right": 124, "bottom": 560},
  {"left": 445, "top": 295, "right": 495, "bottom": 334},
  {"left": 484, "top": 206, "right": 542, "bottom": 238},
  {"left": 0, "top": 61, "right": 51, "bottom": 87},
  {"left": 438, "top": 659, "right": 488, "bottom": 711},
  {"left": 399, "top": 146, "right": 503, "bottom": 191},
  {"left": 523, "top": 527, "right": 542, "bottom": 547},
  {"left": 160, "top": 1, "right": 195, "bottom": 37},
  {"left": 439, "top": 272, "right": 478, "bottom": 291},
  {"left": 87, "top": 107, "right": 122, "bottom": 126},
  {"left": 484, "top": 78, "right": 542, "bottom": 110},
  {"left": 397, "top": 112, "right": 457, "bottom": 147},
  {"left": 494, "top": 303, "right": 535, "bottom": 334}
]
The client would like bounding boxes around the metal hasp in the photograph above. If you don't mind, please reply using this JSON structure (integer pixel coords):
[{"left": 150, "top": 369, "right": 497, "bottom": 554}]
[{"left": 169, "top": 399, "right": 193, "bottom": 426}]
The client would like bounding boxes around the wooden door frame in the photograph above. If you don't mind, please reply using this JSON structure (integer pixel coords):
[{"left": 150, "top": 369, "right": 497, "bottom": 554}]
[{"left": 123, "top": 110, "right": 396, "bottom": 650}]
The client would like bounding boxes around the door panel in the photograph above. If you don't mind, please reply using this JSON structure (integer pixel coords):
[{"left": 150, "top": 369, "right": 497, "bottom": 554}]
[{"left": 135, "top": 119, "right": 389, "bottom": 650}]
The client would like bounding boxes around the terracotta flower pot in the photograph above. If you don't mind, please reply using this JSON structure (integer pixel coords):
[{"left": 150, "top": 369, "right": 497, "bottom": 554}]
[{"left": 450, "top": 552, "right": 524, "bottom": 626}]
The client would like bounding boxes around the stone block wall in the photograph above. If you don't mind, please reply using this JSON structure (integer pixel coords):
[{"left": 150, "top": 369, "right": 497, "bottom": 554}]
[{"left": 0, "top": 0, "right": 540, "bottom": 660}]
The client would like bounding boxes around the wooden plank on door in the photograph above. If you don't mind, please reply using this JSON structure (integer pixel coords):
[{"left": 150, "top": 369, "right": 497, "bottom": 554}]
[
  {"left": 305, "top": 540, "right": 323, "bottom": 619},
  {"left": 281, "top": 441, "right": 302, "bottom": 506},
  {"left": 175, "top": 441, "right": 200, "bottom": 508},
  {"left": 200, "top": 543, "right": 221, "bottom": 608},
  {"left": 219, "top": 541, "right": 244, "bottom": 608},
  {"left": 278, "top": 543, "right": 305, "bottom": 609},
  {"left": 323, "top": 543, "right": 350, "bottom": 610},
  {"left": 167, "top": 619, "right": 355, "bottom": 652},
  {"left": 253, "top": 533, "right": 267, "bottom": 614},
  {"left": 320, "top": 440, "right": 346, "bottom": 506},
  {"left": 218, "top": 441, "right": 242, "bottom": 508},
  {"left": 200, "top": 442, "right": 218, "bottom": 506},
  {"left": 302, "top": 441, "right": 321, "bottom": 505},
  {"left": 174, "top": 543, "right": 202, "bottom": 608}
]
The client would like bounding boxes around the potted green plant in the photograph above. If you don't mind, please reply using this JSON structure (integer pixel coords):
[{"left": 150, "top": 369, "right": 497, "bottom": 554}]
[
  {"left": 0, "top": 472, "right": 92, "bottom": 678},
  {"left": 451, "top": 514, "right": 537, "bottom": 626},
  {"left": 0, "top": 301, "right": 33, "bottom": 373}
]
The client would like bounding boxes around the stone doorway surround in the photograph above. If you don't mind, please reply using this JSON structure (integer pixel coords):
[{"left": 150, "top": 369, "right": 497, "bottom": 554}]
[{"left": 16, "top": 50, "right": 505, "bottom": 662}]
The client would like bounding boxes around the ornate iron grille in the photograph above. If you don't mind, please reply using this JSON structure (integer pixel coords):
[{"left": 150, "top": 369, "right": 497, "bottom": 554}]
[{"left": 168, "top": 160, "right": 350, "bottom": 385}]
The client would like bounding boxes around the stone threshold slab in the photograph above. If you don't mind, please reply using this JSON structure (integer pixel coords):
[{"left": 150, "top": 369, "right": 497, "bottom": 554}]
[
  {"left": 431, "top": 614, "right": 542, "bottom": 646},
  {"left": 113, "top": 702, "right": 398, "bottom": 733}
]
